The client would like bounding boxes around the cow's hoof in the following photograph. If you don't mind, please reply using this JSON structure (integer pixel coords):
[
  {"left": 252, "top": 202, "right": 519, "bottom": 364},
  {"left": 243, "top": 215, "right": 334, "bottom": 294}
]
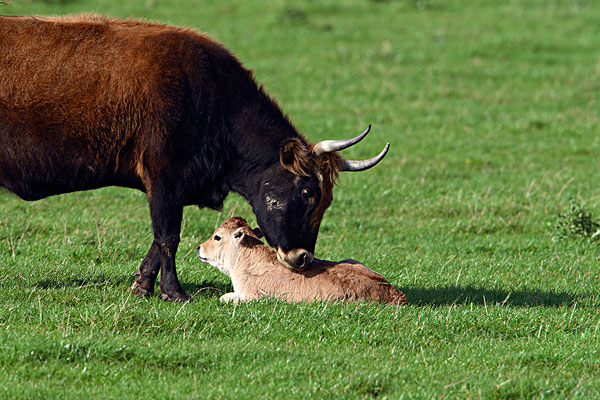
[
  {"left": 161, "top": 291, "right": 192, "bottom": 302},
  {"left": 131, "top": 280, "right": 154, "bottom": 297}
]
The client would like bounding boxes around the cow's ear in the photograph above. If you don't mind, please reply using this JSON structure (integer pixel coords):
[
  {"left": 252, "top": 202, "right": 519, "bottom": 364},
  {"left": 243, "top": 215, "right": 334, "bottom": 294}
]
[
  {"left": 252, "top": 227, "right": 263, "bottom": 239},
  {"left": 280, "top": 138, "right": 311, "bottom": 176},
  {"left": 232, "top": 227, "right": 246, "bottom": 243}
]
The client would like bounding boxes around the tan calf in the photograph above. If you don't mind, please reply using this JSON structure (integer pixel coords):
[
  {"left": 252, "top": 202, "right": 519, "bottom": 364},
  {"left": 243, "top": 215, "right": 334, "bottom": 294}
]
[{"left": 197, "top": 217, "right": 408, "bottom": 305}]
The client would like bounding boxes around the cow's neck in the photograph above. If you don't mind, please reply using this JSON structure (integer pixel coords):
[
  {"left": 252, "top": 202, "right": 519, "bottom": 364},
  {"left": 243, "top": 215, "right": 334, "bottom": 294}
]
[{"left": 225, "top": 99, "right": 306, "bottom": 201}]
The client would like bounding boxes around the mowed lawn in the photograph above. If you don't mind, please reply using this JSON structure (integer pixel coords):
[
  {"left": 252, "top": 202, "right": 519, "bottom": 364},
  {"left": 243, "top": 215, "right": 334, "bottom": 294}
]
[{"left": 1, "top": 0, "right": 600, "bottom": 398}]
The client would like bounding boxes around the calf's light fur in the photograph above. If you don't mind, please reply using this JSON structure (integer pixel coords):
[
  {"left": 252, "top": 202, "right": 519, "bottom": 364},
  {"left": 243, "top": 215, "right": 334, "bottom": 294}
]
[{"left": 197, "top": 217, "right": 408, "bottom": 305}]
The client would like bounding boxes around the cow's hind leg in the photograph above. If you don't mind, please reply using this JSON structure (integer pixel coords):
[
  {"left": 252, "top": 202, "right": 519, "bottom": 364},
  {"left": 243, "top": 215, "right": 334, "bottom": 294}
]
[{"left": 131, "top": 242, "right": 160, "bottom": 296}]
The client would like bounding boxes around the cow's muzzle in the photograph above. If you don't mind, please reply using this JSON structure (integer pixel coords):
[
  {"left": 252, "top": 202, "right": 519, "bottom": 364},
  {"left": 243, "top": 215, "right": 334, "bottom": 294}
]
[{"left": 277, "top": 248, "right": 314, "bottom": 271}]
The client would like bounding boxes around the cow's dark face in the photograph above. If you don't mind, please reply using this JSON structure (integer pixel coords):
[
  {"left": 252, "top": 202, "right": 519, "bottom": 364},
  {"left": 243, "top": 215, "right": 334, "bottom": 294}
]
[
  {"left": 248, "top": 137, "right": 340, "bottom": 270},
  {"left": 251, "top": 166, "right": 323, "bottom": 269}
]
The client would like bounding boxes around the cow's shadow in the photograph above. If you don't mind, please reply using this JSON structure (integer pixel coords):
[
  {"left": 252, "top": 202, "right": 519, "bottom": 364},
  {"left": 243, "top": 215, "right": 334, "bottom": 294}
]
[
  {"left": 400, "top": 285, "right": 578, "bottom": 308},
  {"left": 182, "top": 280, "right": 231, "bottom": 299},
  {"left": 35, "top": 273, "right": 229, "bottom": 300},
  {"left": 36, "top": 274, "right": 131, "bottom": 290},
  {"left": 34, "top": 272, "right": 227, "bottom": 297}
]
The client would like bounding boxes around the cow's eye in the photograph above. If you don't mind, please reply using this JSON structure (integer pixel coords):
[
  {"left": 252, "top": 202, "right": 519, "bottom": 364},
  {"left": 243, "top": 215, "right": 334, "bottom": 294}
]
[
  {"left": 214, "top": 235, "right": 221, "bottom": 241},
  {"left": 301, "top": 188, "right": 313, "bottom": 202}
]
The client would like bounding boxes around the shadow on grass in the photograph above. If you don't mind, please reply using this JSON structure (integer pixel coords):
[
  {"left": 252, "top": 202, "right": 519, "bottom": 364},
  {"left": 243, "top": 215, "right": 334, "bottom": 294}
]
[
  {"left": 36, "top": 273, "right": 132, "bottom": 289},
  {"left": 35, "top": 275, "right": 578, "bottom": 307},
  {"left": 402, "top": 285, "right": 578, "bottom": 308},
  {"left": 183, "top": 280, "right": 231, "bottom": 299},
  {"left": 35, "top": 274, "right": 230, "bottom": 300}
]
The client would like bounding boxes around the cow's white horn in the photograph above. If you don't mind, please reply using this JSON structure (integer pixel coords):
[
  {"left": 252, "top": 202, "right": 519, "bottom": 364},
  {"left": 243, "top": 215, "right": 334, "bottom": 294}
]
[
  {"left": 312, "top": 124, "right": 371, "bottom": 157},
  {"left": 339, "top": 143, "right": 390, "bottom": 172}
]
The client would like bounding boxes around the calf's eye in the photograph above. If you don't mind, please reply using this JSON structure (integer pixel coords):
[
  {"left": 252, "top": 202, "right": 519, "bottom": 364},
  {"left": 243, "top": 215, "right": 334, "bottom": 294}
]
[{"left": 214, "top": 235, "right": 221, "bottom": 241}]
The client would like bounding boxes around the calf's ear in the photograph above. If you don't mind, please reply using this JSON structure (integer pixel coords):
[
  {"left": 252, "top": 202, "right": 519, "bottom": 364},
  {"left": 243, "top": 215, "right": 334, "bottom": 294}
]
[{"left": 232, "top": 227, "right": 246, "bottom": 243}]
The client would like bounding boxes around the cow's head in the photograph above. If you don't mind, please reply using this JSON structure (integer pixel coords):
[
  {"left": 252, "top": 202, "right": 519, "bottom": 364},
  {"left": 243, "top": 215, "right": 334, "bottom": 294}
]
[{"left": 250, "top": 125, "right": 389, "bottom": 271}]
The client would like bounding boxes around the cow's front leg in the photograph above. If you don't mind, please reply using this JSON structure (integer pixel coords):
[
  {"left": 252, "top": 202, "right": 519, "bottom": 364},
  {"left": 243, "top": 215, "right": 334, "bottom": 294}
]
[
  {"left": 148, "top": 186, "right": 190, "bottom": 302},
  {"left": 158, "top": 234, "right": 189, "bottom": 302},
  {"left": 131, "top": 242, "right": 161, "bottom": 296}
]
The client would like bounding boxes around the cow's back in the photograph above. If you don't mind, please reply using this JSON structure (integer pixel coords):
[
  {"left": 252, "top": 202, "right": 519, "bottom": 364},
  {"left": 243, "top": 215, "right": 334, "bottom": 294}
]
[{"left": 0, "top": 14, "right": 223, "bottom": 200}]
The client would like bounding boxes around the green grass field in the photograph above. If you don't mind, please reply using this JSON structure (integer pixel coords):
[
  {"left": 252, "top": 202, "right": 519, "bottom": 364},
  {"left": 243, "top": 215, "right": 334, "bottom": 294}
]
[{"left": 2, "top": 0, "right": 600, "bottom": 398}]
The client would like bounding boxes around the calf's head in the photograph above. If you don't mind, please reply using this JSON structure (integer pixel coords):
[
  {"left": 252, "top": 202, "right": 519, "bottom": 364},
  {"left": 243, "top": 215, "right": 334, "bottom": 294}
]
[
  {"left": 250, "top": 125, "right": 389, "bottom": 271},
  {"left": 197, "top": 217, "right": 262, "bottom": 275}
]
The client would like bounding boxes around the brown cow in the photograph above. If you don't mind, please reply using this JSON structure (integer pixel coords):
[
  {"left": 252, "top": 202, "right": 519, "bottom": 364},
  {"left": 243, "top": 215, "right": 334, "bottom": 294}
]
[
  {"left": 0, "top": 14, "right": 389, "bottom": 301},
  {"left": 197, "top": 217, "right": 408, "bottom": 305}
]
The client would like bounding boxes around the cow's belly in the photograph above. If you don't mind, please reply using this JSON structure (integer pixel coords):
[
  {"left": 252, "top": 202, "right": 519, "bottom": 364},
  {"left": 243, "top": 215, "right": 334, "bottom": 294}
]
[{"left": 0, "top": 115, "right": 143, "bottom": 201}]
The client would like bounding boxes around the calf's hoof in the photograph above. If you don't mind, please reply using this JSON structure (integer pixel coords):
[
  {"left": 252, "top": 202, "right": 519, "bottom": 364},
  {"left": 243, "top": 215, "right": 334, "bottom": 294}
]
[{"left": 220, "top": 292, "right": 240, "bottom": 304}]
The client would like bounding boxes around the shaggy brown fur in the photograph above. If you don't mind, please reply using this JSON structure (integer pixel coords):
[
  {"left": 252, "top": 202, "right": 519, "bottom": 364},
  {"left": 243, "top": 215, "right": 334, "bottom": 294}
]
[{"left": 198, "top": 217, "right": 409, "bottom": 305}]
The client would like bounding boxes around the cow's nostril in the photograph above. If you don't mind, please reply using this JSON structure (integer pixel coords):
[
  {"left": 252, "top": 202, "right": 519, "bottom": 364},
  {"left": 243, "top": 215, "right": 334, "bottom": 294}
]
[
  {"left": 296, "top": 253, "right": 307, "bottom": 268},
  {"left": 277, "top": 248, "right": 313, "bottom": 271},
  {"left": 295, "top": 252, "right": 313, "bottom": 270}
]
